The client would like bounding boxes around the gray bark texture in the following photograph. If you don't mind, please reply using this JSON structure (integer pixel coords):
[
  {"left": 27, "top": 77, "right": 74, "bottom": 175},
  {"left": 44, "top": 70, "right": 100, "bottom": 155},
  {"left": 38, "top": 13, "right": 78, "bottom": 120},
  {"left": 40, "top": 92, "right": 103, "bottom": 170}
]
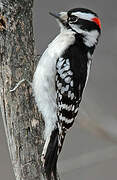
[{"left": 0, "top": 0, "right": 46, "bottom": 180}]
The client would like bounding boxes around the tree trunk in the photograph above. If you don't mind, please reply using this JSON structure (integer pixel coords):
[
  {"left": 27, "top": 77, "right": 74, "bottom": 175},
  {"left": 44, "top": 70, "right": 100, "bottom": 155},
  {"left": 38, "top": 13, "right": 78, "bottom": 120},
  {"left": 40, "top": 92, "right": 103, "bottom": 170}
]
[{"left": 0, "top": 0, "right": 46, "bottom": 180}]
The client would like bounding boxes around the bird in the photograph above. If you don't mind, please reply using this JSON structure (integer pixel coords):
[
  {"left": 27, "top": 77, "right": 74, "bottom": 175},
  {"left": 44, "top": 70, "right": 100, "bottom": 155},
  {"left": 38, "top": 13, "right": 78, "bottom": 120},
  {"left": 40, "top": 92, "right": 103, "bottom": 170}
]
[{"left": 33, "top": 7, "right": 101, "bottom": 180}]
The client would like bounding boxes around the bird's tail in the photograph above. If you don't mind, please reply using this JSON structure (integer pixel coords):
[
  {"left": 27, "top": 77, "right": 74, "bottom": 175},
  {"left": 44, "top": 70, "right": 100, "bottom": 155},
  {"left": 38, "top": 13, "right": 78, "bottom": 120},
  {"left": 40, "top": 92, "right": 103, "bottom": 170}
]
[{"left": 42, "top": 128, "right": 66, "bottom": 180}]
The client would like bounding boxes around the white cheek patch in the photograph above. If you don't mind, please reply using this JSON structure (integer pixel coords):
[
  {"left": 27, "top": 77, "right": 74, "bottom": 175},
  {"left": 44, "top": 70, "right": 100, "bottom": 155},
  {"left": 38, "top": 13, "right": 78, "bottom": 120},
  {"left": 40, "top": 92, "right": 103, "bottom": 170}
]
[
  {"left": 72, "top": 12, "right": 95, "bottom": 21},
  {"left": 69, "top": 23, "right": 99, "bottom": 47},
  {"left": 84, "top": 30, "right": 99, "bottom": 47}
]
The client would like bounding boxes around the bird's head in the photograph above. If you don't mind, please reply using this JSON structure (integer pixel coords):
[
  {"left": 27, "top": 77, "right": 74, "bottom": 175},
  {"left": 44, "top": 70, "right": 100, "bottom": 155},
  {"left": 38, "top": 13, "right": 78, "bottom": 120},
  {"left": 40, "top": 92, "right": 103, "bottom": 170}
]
[{"left": 50, "top": 8, "right": 101, "bottom": 47}]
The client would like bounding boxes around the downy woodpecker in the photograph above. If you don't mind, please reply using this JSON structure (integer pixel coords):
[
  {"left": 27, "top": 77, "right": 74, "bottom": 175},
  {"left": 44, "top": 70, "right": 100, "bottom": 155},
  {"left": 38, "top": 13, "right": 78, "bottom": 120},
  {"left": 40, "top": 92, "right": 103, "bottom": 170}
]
[{"left": 33, "top": 8, "right": 101, "bottom": 180}]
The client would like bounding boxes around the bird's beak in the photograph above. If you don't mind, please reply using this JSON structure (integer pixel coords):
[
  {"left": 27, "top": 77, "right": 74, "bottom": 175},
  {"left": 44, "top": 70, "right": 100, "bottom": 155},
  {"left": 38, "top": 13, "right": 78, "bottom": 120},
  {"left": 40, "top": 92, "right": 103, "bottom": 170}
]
[{"left": 49, "top": 12, "right": 68, "bottom": 26}]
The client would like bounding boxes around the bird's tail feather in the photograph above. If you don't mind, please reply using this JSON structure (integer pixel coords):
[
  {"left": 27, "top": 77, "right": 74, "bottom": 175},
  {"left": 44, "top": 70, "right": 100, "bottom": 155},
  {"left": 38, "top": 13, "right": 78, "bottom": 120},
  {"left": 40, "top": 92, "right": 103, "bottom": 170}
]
[{"left": 44, "top": 128, "right": 59, "bottom": 180}]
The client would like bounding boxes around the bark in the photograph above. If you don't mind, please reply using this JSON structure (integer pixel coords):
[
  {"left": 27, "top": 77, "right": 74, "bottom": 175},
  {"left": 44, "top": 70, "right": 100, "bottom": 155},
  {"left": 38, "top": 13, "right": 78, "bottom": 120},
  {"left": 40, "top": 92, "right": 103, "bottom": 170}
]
[{"left": 0, "top": 1, "right": 46, "bottom": 180}]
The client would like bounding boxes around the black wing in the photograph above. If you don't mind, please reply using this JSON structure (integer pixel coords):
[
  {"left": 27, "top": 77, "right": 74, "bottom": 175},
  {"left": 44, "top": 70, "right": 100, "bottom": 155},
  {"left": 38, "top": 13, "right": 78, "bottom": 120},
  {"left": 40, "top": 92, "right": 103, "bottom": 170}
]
[{"left": 56, "top": 44, "right": 88, "bottom": 130}]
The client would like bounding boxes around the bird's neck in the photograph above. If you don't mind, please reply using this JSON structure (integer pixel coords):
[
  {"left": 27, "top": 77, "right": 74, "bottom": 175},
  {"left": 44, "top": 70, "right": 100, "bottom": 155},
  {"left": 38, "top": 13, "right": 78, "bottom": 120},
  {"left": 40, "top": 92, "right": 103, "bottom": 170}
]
[
  {"left": 74, "top": 33, "right": 95, "bottom": 56},
  {"left": 48, "top": 29, "right": 76, "bottom": 59}
]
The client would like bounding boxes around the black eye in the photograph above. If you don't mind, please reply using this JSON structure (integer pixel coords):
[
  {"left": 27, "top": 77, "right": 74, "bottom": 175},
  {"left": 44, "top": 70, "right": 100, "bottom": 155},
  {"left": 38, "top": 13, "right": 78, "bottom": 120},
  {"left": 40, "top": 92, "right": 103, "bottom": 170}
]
[{"left": 69, "top": 16, "right": 78, "bottom": 22}]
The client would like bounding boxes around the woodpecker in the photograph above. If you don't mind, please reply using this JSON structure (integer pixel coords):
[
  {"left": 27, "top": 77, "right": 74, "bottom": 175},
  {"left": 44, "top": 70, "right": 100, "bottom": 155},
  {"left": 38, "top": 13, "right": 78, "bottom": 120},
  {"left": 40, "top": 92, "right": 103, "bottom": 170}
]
[{"left": 33, "top": 8, "right": 101, "bottom": 180}]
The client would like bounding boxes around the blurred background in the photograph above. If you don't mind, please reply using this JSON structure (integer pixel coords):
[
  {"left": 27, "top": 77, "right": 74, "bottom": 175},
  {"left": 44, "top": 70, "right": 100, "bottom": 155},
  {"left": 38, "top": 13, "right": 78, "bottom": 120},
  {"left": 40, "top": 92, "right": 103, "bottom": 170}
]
[{"left": 0, "top": 0, "right": 117, "bottom": 179}]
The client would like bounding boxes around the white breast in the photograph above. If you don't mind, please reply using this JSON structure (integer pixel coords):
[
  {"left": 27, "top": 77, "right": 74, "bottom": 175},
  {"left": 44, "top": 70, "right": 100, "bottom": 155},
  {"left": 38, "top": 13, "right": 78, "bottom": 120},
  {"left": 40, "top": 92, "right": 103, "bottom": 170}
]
[{"left": 32, "top": 30, "right": 75, "bottom": 139}]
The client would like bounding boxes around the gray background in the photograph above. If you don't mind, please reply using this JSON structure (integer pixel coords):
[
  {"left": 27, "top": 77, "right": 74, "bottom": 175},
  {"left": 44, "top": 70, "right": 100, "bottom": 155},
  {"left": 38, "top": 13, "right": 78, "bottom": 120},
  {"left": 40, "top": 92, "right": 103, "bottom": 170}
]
[{"left": 1, "top": 0, "right": 117, "bottom": 179}]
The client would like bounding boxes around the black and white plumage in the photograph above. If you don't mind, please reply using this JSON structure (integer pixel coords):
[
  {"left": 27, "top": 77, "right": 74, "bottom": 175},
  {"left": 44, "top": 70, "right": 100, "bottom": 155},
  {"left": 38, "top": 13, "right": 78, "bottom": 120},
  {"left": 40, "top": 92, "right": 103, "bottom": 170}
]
[{"left": 33, "top": 8, "right": 101, "bottom": 180}]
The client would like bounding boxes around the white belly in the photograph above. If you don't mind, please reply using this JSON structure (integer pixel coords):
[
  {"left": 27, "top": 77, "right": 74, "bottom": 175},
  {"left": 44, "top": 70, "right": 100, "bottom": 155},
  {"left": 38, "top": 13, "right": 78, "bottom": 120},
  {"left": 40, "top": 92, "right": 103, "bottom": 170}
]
[{"left": 32, "top": 30, "right": 75, "bottom": 139}]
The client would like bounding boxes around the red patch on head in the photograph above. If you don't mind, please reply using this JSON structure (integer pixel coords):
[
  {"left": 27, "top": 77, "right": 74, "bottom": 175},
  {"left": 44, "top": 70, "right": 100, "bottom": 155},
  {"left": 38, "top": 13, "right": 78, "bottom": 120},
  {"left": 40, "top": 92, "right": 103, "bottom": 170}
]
[{"left": 92, "top": 17, "right": 101, "bottom": 29}]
